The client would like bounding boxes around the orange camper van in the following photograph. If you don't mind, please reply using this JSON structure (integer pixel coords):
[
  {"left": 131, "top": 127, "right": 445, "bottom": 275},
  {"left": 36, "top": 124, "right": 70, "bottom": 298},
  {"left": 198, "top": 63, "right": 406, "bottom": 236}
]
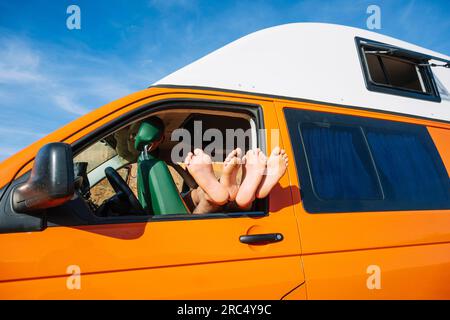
[{"left": 0, "top": 23, "right": 449, "bottom": 299}]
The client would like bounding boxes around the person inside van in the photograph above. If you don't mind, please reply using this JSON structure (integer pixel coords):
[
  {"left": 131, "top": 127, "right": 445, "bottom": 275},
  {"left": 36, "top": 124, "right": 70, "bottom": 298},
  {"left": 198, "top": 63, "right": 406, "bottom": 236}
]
[
  {"left": 126, "top": 116, "right": 288, "bottom": 214},
  {"left": 183, "top": 147, "right": 289, "bottom": 214}
]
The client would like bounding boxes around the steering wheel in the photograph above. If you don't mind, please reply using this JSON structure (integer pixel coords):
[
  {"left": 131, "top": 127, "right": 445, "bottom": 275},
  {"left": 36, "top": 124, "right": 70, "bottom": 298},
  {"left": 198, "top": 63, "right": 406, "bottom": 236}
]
[{"left": 104, "top": 167, "right": 145, "bottom": 215}]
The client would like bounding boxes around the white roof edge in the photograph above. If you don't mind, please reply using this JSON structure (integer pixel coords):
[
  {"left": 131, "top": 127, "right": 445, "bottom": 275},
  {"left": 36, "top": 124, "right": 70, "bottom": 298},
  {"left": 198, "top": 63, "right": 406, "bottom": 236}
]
[{"left": 154, "top": 23, "right": 450, "bottom": 122}]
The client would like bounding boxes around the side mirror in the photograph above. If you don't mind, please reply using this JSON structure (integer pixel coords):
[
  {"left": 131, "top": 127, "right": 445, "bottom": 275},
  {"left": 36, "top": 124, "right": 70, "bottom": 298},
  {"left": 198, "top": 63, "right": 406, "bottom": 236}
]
[{"left": 12, "top": 143, "right": 75, "bottom": 213}]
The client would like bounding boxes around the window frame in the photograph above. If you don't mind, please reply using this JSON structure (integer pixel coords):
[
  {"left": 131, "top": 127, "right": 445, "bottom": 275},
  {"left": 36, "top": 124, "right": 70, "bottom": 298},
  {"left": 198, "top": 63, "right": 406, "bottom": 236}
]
[
  {"left": 284, "top": 108, "right": 450, "bottom": 214},
  {"left": 51, "top": 99, "right": 269, "bottom": 227},
  {"left": 355, "top": 37, "right": 442, "bottom": 102},
  {"left": 0, "top": 99, "right": 270, "bottom": 233}
]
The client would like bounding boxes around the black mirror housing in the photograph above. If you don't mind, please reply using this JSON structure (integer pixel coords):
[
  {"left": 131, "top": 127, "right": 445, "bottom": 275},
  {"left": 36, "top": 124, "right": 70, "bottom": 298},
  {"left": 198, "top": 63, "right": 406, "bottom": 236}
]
[{"left": 12, "top": 143, "right": 74, "bottom": 213}]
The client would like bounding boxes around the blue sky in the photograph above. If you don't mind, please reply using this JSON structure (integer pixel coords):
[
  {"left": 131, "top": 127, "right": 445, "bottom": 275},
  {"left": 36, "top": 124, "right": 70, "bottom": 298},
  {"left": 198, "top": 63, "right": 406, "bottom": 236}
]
[{"left": 0, "top": 0, "right": 449, "bottom": 161}]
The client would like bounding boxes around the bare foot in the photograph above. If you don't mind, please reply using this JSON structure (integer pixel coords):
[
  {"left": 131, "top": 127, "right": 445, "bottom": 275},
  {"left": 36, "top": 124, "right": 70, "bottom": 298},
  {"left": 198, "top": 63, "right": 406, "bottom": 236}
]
[
  {"left": 220, "top": 148, "right": 242, "bottom": 201},
  {"left": 256, "top": 147, "right": 288, "bottom": 199},
  {"left": 235, "top": 148, "right": 267, "bottom": 209},
  {"left": 185, "top": 149, "right": 229, "bottom": 205}
]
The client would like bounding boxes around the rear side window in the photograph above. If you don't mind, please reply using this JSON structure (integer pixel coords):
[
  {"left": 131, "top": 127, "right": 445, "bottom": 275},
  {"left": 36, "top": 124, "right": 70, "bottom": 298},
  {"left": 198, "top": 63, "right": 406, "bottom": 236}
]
[
  {"left": 285, "top": 108, "right": 450, "bottom": 213},
  {"left": 301, "top": 124, "right": 381, "bottom": 201},
  {"left": 366, "top": 129, "right": 450, "bottom": 206}
]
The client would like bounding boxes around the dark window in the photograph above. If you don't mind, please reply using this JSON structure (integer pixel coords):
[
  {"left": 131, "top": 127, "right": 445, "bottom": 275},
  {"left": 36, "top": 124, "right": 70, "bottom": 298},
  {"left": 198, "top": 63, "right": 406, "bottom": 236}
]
[
  {"left": 356, "top": 37, "right": 441, "bottom": 102},
  {"left": 301, "top": 123, "right": 381, "bottom": 201},
  {"left": 284, "top": 108, "right": 450, "bottom": 213},
  {"left": 380, "top": 56, "right": 424, "bottom": 91},
  {"left": 365, "top": 53, "right": 387, "bottom": 84},
  {"left": 365, "top": 54, "right": 425, "bottom": 92},
  {"left": 366, "top": 128, "right": 450, "bottom": 207}
]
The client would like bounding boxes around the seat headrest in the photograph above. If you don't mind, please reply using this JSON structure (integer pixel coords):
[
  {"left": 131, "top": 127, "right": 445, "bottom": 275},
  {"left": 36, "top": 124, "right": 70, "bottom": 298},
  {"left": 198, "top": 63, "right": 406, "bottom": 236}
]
[{"left": 134, "top": 117, "right": 164, "bottom": 152}]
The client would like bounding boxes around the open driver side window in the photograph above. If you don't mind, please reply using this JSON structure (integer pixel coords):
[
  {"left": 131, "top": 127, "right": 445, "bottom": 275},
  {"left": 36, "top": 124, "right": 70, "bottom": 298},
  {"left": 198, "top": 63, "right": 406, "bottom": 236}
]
[{"left": 62, "top": 104, "right": 267, "bottom": 225}]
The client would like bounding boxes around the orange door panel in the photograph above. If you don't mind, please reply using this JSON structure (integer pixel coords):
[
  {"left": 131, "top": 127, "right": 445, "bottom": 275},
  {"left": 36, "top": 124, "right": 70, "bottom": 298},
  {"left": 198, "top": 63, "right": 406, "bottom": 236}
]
[
  {"left": 0, "top": 255, "right": 303, "bottom": 299},
  {"left": 0, "top": 93, "right": 305, "bottom": 299},
  {"left": 275, "top": 100, "right": 450, "bottom": 299},
  {"left": 303, "top": 243, "right": 450, "bottom": 299}
]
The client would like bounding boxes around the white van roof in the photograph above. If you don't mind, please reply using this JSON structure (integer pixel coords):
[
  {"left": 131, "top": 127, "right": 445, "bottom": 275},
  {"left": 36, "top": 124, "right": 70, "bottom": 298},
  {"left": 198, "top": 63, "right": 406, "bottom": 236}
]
[{"left": 154, "top": 23, "right": 450, "bottom": 122}]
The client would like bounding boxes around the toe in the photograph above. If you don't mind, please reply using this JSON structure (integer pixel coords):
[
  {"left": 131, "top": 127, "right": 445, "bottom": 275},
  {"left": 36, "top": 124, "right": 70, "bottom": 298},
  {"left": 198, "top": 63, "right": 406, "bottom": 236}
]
[
  {"left": 184, "top": 152, "right": 193, "bottom": 165},
  {"left": 194, "top": 148, "right": 202, "bottom": 156},
  {"left": 228, "top": 149, "right": 237, "bottom": 159},
  {"left": 259, "top": 152, "right": 267, "bottom": 162},
  {"left": 202, "top": 152, "right": 212, "bottom": 163},
  {"left": 224, "top": 151, "right": 233, "bottom": 163},
  {"left": 272, "top": 146, "right": 281, "bottom": 155}
]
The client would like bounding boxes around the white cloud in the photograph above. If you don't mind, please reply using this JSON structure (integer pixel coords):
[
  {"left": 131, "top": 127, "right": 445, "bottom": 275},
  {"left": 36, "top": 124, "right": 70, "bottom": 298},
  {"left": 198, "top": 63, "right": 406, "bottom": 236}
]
[
  {"left": 0, "top": 127, "right": 45, "bottom": 138},
  {"left": 0, "top": 34, "right": 145, "bottom": 117},
  {"left": 0, "top": 33, "right": 151, "bottom": 161},
  {"left": 0, "top": 36, "right": 85, "bottom": 115},
  {"left": 52, "top": 94, "right": 90, "bottom": 116},
  {"left": 0, "top": 69, "right": 44, "bottom": 83},
  {"left": 0, "top": 38, "right": 44, "bottom": 84}
]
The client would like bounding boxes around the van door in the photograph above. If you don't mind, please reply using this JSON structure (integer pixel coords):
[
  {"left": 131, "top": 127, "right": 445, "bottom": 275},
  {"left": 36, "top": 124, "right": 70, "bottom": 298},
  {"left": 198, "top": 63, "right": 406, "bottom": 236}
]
[
  {"left": 276, "top": 101, "right": 450, "bottom": 299},
  {"left": 0, "top": 95, "right": 305, "bottom": 299}
]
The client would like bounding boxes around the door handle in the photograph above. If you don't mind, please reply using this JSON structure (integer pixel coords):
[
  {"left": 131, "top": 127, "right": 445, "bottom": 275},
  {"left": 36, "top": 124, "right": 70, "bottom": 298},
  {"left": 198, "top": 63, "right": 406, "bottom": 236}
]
[{"left": 239, "top": 233, "right": 284, "bottom": 245}]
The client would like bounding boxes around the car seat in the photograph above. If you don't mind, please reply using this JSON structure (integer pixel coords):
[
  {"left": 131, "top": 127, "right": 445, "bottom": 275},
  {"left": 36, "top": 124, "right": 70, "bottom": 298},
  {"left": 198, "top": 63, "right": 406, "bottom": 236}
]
[{"left": 135, "top": 118, "right": 189, "bottom": 215}]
